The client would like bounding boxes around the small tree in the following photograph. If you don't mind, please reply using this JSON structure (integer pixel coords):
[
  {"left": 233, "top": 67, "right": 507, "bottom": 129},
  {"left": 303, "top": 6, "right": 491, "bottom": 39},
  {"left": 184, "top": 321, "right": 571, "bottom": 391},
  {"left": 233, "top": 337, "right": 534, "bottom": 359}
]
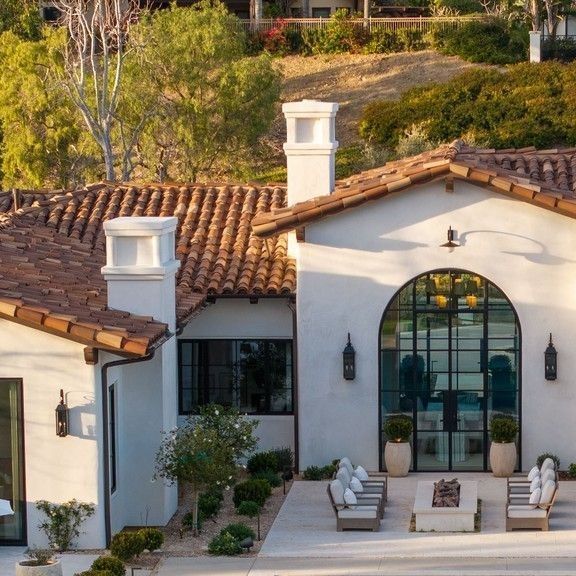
[
  {"left": 196, "top": 404, "right": 259, "bottom": 462},
  {"left": 155, "top": 405, "right": 258, "bottom": 536}
]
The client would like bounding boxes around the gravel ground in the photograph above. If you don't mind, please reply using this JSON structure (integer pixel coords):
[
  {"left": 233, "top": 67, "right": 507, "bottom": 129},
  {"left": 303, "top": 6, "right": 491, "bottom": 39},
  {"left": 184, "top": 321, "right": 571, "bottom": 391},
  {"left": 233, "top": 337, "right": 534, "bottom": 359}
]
[
  {"left": 161, "top": 479, "right": 292, "bottom": 557},
  {"left": 269, "top": 51, "right": 484, "bottom": 149}
]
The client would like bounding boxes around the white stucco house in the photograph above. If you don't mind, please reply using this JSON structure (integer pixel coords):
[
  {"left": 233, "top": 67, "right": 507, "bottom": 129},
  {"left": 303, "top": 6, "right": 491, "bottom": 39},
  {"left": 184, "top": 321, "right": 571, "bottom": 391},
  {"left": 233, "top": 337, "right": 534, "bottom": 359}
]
[{"left": 1, "top": 100, "right": 576, "bottom": 548}]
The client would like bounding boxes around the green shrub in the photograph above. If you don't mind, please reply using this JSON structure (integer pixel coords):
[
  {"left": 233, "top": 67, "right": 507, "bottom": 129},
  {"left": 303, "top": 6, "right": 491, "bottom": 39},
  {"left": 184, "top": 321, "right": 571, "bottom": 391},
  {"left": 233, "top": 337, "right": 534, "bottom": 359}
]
[
  {"left": 431, "top": 0, "right": 484, "bottom": 13},
  {"left": 359, "top": 62, "right": 576, "bottom": 151},
  {"left": 36, "top": 499, "right": 96, "bottom": 551},
  {"left": 568, "top": 463, "right": 576, "bottom": 478},
  {"left": 220, "top": 522, "right": 255, "bottom": 541},
  {"left": 109, "top": 531, "right": 146, "bottom": 562},
  {"left": 182, "top": 512, "right": 202, "bottom": 532},
  {"left": 75, "top": 571, "right": 113, "bottom": 576},
  {"left": 269, "top": 447, "right": 294, "bottom": 472},
  {"left": 252, "top": 469, "right": 282, "bottom": 487},
  {"left": 208, "top": 531, "right": 242, "bottom": 555},
  {"left": 542, "top": 36, "right": 576, "bottom": 62},
  {"left": 433, "top": 18, "right": 528, "bottom": 64},
  {"left": 364, "top": 29, "right": 402, "bottom": 54},
  {"left": 233, "top": 479, "right": 272, "bottom": 508},
  {"left": 138, "top": 527, "right": 164, "bottom": 552},
  {"left": 198, "top": 491, "right": 223, "bottom": 520},
  {"left": 490, "top": 414, "right": 519, "bottom": 443},
  {"left": 302, "top": 464, "right": 336, "bottom": 480},
  {"left": 397, "top": 28, "right": 426, "bottom": 51},
  {"left": 247, "top": 451, "right": 279, "bottom": 475},
  {"left": 91, "top": 557, "right": 125, "bottom": 576},
  {"left": 383, "top": 414, "right": 413, "bottom": 442},
  {"left": 237, "top": 500, "right": 261, "bottom": 517},
  {"left": 536, "top": 453, "right": 560, "bottom": 469}
]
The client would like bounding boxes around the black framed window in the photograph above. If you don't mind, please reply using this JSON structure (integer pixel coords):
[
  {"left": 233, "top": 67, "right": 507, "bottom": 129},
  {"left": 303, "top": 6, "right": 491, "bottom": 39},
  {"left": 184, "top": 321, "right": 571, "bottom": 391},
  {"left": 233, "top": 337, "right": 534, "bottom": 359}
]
[{"left": 179, "top": 340, "right": 293, "bottom": 415}]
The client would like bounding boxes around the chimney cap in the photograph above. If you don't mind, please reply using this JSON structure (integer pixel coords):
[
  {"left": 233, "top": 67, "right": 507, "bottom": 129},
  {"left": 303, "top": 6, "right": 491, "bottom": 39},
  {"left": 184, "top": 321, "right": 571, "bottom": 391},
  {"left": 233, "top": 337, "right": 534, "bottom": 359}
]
[
  {"left": 282, "top": 100, "right": 339, "bottom": 115},
  {"left": 104, "top": 216, "right": 177, "bottom": 236}
]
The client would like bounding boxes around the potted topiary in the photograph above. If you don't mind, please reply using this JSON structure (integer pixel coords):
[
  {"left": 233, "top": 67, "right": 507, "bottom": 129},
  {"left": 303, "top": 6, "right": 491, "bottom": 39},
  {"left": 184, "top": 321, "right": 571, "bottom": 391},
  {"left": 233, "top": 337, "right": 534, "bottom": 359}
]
[
  {"left": 15, "top": 549, "right": 62, "bottom": 576},
  {"left": 383, "top": 414, "right": 413, "bottom": 477},
  {"left": 489, "top": 413, "right": 519, "bottom": 477}
]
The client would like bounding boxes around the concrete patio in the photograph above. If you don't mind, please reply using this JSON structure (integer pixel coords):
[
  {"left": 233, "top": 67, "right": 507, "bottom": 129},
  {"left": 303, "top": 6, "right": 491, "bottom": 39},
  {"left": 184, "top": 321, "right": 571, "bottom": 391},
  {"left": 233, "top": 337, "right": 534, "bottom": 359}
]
[{"left": 3, "top": 474, "right": 576, "bottom": 575}]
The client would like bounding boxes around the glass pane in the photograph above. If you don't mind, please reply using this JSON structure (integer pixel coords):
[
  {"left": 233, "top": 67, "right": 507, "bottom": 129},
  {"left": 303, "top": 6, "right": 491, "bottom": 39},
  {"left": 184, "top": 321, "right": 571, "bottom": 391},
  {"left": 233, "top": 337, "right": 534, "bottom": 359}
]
[
  {"left": 452, "top": 432, "right": 485, "bottom": 471},
  {"left": 456, "top": 392, "right": 484, "bottom": 430},
  {"left": 488, "top": 309, "right": 518, "bottom": 337},
  {"left": 415, "top": 431, "right": 449, "bottom": 469},
  {"left": 452, "top": 350, "right": 482, "bottom": 372},
  {"left": 0, "top": 380, "right": 25, "bottom": 543}
]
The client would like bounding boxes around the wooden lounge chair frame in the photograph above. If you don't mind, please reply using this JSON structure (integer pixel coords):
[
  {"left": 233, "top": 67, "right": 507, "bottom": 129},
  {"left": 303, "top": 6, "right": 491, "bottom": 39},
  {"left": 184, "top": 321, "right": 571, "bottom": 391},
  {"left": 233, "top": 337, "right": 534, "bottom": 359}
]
[
  {"left": 327, "top": 484, "right": 381, "bottom": 532},
  {"left": 506, "top": 486, "right": 558, "bottom": 531}
]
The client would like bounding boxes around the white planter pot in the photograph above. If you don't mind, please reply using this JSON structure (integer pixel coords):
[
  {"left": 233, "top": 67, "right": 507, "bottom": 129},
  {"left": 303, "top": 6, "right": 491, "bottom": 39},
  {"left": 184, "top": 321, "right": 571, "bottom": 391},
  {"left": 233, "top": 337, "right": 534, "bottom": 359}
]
[
  {"left": 489, "top": 442, "right": 517, "bottom": 477},
  {"left": 15, "top": 560, "right": 62, "bottom": 576},
  {"left": 384, "top": 441, "right": 411, "bottom": 477}
]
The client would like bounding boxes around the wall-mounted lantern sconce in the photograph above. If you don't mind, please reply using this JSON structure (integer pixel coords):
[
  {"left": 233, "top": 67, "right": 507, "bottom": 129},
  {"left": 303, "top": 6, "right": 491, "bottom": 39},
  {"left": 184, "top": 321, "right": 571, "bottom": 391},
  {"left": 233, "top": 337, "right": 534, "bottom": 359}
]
[
  {"left": 545, "top": 333, "right": 557, "bottom": 381},
  {"left": 55, "top": 389, "right": 69, "bottom": 437},
  {"left": 440, "top": 226, "right": 459, "bottom": 248},
  {"left": 343, "top": 333, "right": 356, "bottom": 380}
]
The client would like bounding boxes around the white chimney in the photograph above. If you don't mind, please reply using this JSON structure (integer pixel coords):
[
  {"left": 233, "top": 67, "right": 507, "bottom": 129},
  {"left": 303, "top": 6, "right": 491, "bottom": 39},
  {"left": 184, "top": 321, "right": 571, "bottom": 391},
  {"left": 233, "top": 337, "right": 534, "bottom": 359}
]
[
  {"left": 101, "top": 217, "right": 180, "bottom": 332},
  {"left": 283, "top": 100, "right": 339, "bottom": 206}
]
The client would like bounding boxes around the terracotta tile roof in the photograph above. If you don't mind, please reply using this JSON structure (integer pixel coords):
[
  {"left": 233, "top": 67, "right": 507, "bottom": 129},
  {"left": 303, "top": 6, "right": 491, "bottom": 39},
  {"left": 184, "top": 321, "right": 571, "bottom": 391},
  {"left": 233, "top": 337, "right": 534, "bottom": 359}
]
[
  {"left": 252, "top": 141, "right": 576, "bottom": 238},
  {"left": 0, "top": 183, "right": 294, "bottom": 356}
]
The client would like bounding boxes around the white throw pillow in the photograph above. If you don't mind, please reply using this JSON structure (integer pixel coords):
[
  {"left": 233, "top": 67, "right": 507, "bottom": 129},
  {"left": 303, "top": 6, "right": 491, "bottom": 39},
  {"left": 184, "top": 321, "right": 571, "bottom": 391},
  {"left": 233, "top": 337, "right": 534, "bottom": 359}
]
[
  {"left": 343, "top": 488, "right": 357, "bottom": 509},
  {"left": 539, "top": 480, "right": 556, "bottom": 507},
  {"left": 337, "top": 466, "right": 351, "bottom": 485},
  {"left": 330, "top": 479, "right": 345, "bottom": 507},
  {"left": 541, "top": 458, "right": 555, "bottom": 472},
  {"left": 541, "top": 468, "right": 555, "bottom": 484},
  {"left": 529, "top": 477, "right": 541, "bottom": 492},
  {"left": 527, "top": 466, "right": 540, "bottom": 481},
  {"left": 350, "top": 476, "right": 364, "bottom": 493},
  {"left": 340, "top": 458, "right": 354, "bottom": 476},
  {"left": 529, "top": 487, "right": 542, "bottom": 508},
  {"left": 354, "top": 465, "right": 369, "bottom": 481}
]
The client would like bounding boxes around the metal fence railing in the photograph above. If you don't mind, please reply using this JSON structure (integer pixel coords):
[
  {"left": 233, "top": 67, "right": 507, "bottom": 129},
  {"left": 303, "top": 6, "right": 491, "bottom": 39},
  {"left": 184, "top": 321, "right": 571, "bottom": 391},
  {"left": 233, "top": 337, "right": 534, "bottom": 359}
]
[{"left": 239, "top": 16, "right": 486, "bottom": 34}]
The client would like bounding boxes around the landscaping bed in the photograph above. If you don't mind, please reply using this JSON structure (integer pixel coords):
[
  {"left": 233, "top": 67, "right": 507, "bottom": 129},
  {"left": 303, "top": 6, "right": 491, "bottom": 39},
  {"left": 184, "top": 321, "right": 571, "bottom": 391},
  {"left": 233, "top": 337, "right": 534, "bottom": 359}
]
[{"left": 161, "top": 477, "right": 292, "bottom": 556}]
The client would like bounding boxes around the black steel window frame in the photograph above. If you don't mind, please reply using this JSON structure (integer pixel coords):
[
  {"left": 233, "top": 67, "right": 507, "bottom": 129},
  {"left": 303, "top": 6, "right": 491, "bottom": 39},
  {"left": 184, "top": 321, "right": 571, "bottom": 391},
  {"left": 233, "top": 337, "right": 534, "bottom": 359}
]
[
  {"left": 178, "top": 339, "right": 294, "bottom": 416},
  {"left": 379, "top": 269, "right": 522, "bottom": 472},
  {"left": 0, "top": 378, "right": 27, "bottom": 546}
]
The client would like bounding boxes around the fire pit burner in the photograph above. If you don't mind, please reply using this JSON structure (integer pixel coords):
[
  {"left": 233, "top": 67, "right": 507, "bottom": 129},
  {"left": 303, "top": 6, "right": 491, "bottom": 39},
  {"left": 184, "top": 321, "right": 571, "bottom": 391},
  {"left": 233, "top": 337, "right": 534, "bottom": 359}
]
[{"left": 432, "top": 478, "right": 460, "bottom": 507}]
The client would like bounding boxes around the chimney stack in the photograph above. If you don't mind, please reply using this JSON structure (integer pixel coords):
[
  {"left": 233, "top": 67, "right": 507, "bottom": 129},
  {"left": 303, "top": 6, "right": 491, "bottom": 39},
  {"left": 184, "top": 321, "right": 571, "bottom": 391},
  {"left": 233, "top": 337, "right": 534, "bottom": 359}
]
[
  {"left": 283, "top": 100, "right": 339, "bottom": 206},
  {"left": 101, "top": 217, "right": 180, "bottom": 332}
]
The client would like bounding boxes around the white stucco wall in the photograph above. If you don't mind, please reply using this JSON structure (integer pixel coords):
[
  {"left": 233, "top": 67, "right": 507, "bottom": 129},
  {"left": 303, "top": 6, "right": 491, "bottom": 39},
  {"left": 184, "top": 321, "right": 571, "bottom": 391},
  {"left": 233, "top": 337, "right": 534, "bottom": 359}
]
[
  {"left": 179, "top": 298, "right": 295, "bottom": 453},
  {"left": 0, "top": 320, "right": 104, "bottom": 548},
  {"left": 106, "top": 343, "right": 178, "bottom": 535},
  {"left": 296, "top": 180, "right": 576, "bottom": 471}
]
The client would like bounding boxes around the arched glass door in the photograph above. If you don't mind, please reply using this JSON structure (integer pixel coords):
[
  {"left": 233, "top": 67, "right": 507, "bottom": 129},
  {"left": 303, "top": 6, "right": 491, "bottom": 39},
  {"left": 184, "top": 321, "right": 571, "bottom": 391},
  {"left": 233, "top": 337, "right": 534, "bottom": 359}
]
[{"left": 380, "top": 270, "right": 521, "bottom": 471}]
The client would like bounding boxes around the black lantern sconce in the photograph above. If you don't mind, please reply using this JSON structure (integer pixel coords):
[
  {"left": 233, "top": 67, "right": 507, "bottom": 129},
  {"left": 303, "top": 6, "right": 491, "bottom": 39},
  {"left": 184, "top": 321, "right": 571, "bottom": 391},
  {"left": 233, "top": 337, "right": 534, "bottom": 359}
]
[
  {"left": 440, "top": 226, "right": 459, "bottom": 248},
  {"left": 343, "top": 333, "right": 356, "bottom": 380},
  {"left": 55, "top": 389, "right": 69, "bottom": 437},
  {"left": 545, "top": 333, "right": 557, "bottom": 381}
]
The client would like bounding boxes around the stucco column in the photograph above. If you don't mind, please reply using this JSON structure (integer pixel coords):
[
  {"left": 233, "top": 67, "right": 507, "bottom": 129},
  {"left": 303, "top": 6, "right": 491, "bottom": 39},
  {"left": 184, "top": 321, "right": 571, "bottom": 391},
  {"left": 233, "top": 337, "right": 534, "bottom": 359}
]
[{"left": 530, "top": 31, "right": 542, "bottom": 63}]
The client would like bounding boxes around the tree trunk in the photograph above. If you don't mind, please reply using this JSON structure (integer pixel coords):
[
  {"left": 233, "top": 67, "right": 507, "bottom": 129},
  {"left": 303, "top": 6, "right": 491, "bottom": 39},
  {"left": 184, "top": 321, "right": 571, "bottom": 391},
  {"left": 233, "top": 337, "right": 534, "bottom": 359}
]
[
  {"left": 192, "top": 488, "right": 200, "bottom": 537},
  {"left": 103, "top": 135, "right": 116, "bottom": 181}
]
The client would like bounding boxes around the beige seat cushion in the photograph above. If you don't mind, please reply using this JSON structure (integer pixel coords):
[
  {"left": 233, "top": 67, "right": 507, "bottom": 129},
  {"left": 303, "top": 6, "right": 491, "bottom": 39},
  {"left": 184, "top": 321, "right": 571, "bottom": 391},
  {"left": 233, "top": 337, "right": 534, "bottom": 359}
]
[
  {"left": 338, "top": 507, "right": 378, "bottom": 519},
  {"left": 507, "top": 506, "right": 547, "bottom": 518}
]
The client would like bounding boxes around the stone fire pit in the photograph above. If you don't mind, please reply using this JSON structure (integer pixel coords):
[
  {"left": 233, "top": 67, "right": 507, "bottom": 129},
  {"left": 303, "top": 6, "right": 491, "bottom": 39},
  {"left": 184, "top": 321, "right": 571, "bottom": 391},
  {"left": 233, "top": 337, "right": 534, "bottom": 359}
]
[{"left": 413, "top": 481, "right": 477, "bottom": 532}]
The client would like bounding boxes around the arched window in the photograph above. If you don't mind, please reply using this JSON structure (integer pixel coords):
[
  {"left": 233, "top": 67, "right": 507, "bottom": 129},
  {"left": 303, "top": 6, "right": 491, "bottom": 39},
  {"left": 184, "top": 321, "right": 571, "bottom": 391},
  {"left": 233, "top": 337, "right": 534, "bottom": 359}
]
[{"left": 380, "top": 270, "right": 521, "bottom": 471}]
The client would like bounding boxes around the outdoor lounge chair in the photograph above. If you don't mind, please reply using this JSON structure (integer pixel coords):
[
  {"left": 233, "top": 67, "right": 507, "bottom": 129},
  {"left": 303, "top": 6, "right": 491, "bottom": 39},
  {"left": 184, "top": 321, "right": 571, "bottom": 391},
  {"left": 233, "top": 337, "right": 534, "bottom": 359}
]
[
  {"left": 506, "top": 481, "right": 558, "bottom": 531},
  {"left": 335, "top": 468, "right": 385, "bottom": 518},
  {"left": 339, "top": 458, "right": 388, "bottom": 501},
  {"left": 327, "top": 480, "right": 381, "bottom": 532}
]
